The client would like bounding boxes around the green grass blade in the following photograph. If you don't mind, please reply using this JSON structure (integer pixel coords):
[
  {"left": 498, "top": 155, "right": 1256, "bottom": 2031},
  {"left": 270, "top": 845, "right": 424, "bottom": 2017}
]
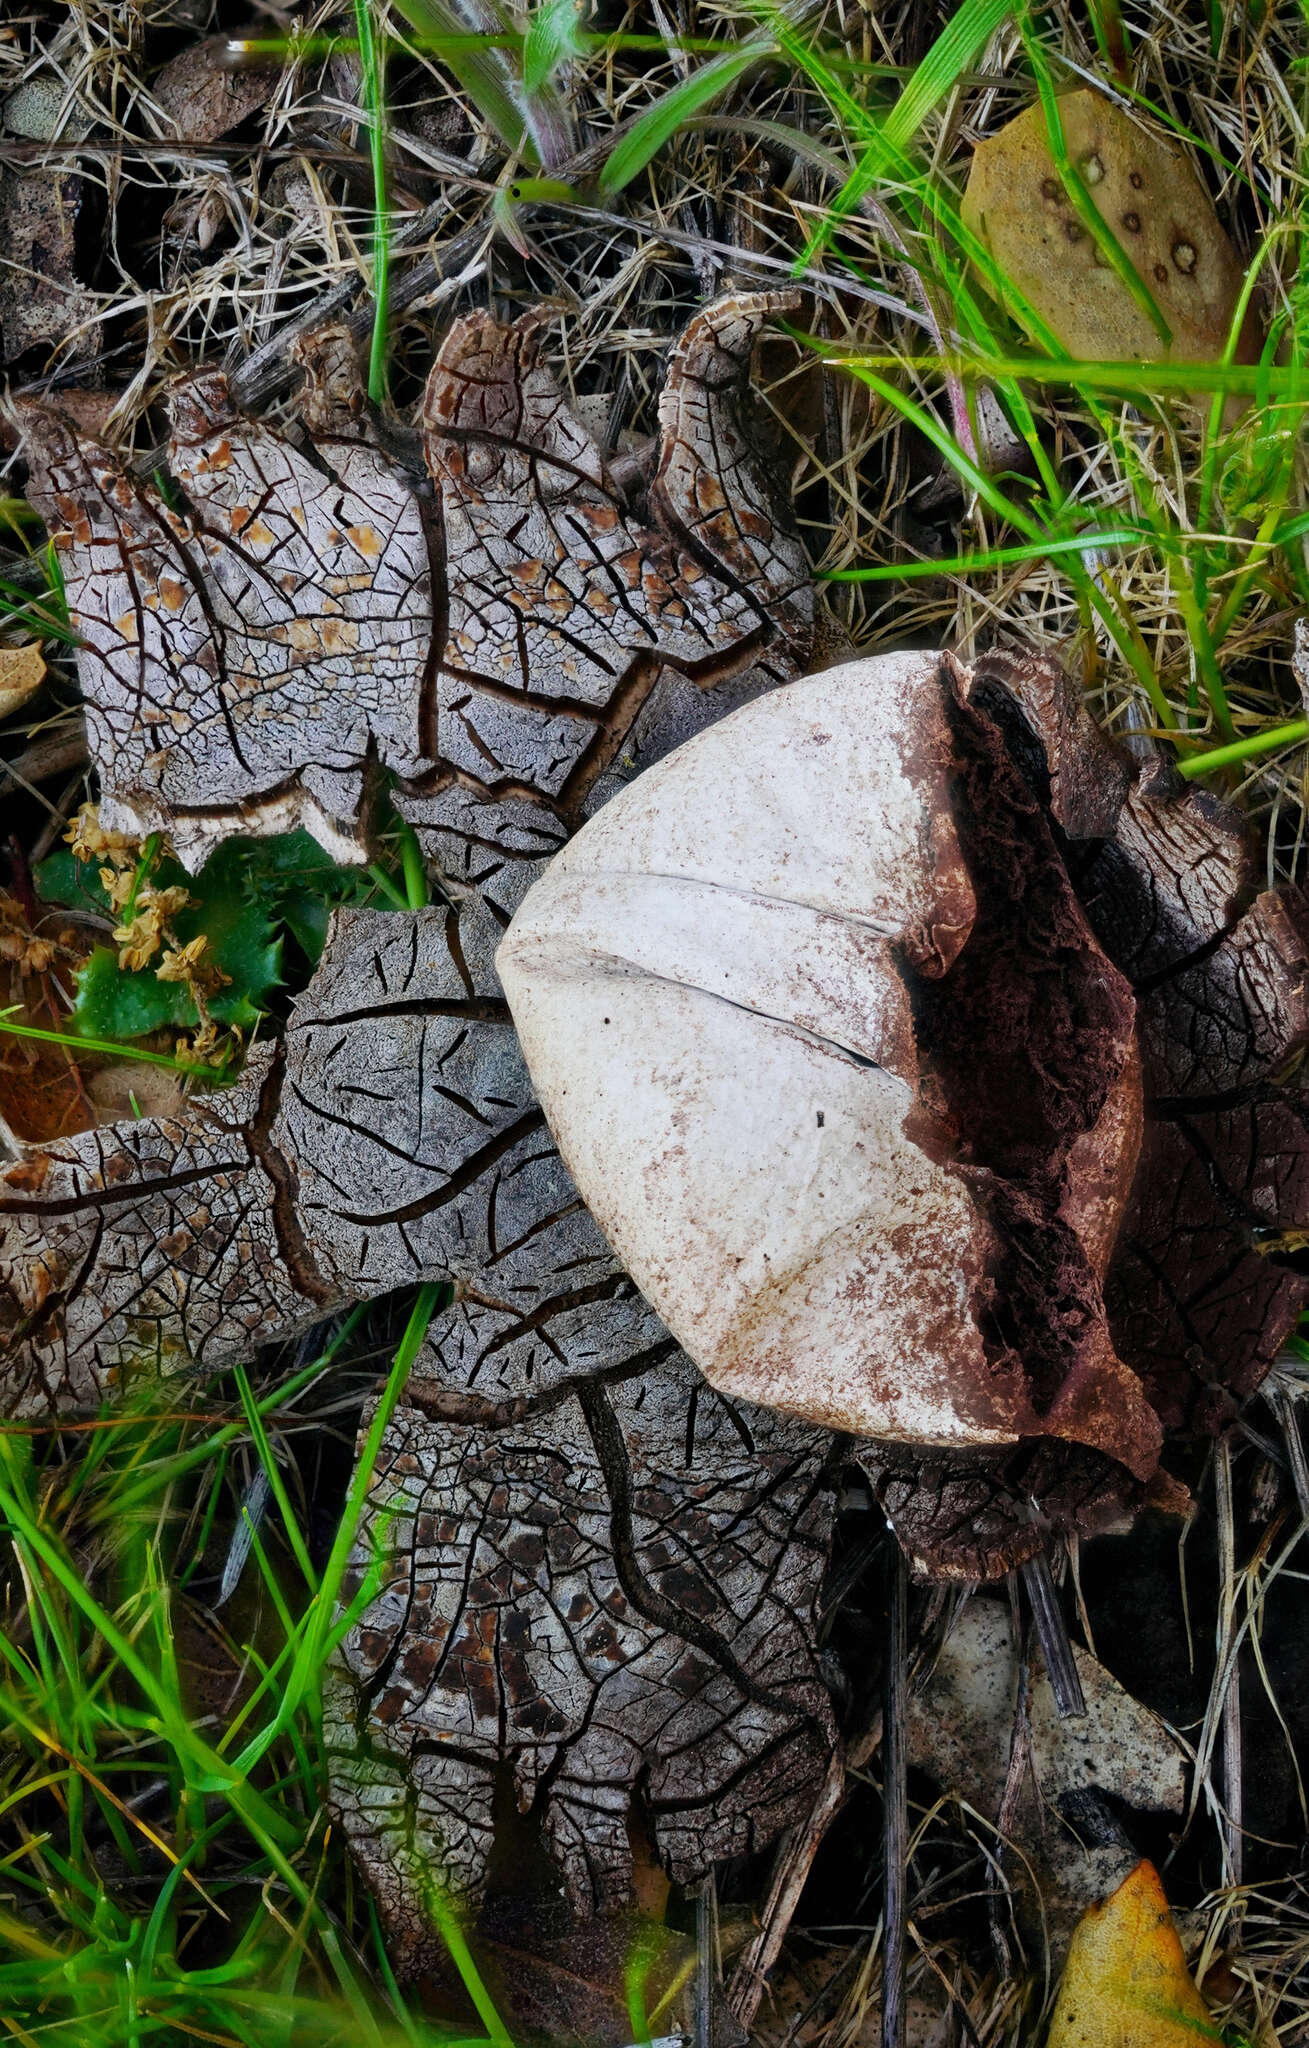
[
  {"left": 0, "top": 1006, "right": 233, "bottom": 1078},
  {"left": 1021, "top": 25, "right": 1170, "bottom": 347},
  {"left": 396, "top": 818, "right": 430, "bottom": 910},
  {"left": 523, "top": 0, "right": 585, "bottom": 92},
  {"left": 229, "top": 1285, "right": 440, "bottom": 1773},
  {"left": 232, "top": 1364, "right": 318, "bottom": 1595},
  {"left": 779, "top": 0, "right": 1014, "bottom": 271},
  {"left": 598, "top": 45, "right": 761, "bottom": 194},
  {"left": 354, "top": 0, "right": 392, "bottom": 404},
  {"left": 389, "top": 0, "right": 531, "bottom": 156},
  {"left": 821, "top": 529, "right": 1144, "bottom": 580},
  {"left": 1174, "top": 721, "right": 1309, "bottom": 778}
]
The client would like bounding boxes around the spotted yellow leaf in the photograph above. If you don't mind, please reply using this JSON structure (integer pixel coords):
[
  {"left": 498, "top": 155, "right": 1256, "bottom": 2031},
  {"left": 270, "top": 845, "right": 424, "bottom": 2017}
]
[
  {"left": 963, "top": 90, "right": 1254, "bottom": 371},
  {"left": 0, "top": 640, "right": 45, "bottom": 721},
  {"left": 1047, "top": 1860, "right": 1223, "bottom": 2048}
]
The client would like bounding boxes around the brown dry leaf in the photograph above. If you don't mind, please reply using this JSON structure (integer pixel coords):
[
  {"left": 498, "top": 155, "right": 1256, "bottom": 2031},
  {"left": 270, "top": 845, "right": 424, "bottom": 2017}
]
[
  {"left": 0, "top": 1028, "right": 93, "bottom": 1147},
  {"left": 0, "top": 166, "right": 99, "bottom": 365},
  {"left": 906, "top": 1597, "right": 1186, "bottom": 1965},
  {"left": 150, "top": 32, "right": 278, "bottom": 143},
  {"left": 0, "top": 956, "right": 96, "bottom": 1148},
  {"left": 962, "top": 90, "right": 1254, "bottom": 370},
  {"left": 0, "top": 642, "right": 45, "bottom": 721},
  {"left": 1047, "top": 1860, "right": 1221, "bottom": 2048}
]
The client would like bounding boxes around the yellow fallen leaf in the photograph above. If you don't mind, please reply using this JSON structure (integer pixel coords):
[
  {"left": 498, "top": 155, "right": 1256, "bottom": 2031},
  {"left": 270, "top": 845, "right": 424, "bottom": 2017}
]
[
  {"left": 0, "top": 640, "right": 45, "bottom": 720},
  {"left": 962, "top": 90, "right": 1254, "bottom": 373},
  {"left": 1047, "top": 1860, "right": 1223, "bottom": 2048}
]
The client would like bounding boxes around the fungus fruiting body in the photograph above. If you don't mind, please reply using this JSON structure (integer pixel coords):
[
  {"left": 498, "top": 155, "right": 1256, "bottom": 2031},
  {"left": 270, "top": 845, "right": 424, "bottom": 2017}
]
[
  {"left": 6, "top": 297, "right": 1309, "bottom": 1963},
  {"left": 500, "top": 646, "right": 1309, "bottom": 1577}
]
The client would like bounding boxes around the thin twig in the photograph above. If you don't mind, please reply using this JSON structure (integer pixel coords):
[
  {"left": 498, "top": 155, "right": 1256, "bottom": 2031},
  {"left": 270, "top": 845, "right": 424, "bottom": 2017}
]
[
  {"left": 0, "top": 725, "right": 88, "bottom": 803},
  {"left": 727, "top": 1771, "right": 842, "bottom": 2032},
  {"left": 883, "top": 1545, "right": 908, "bottom": 2048},
  {"left": 1268, "top": 1382, "right": 1309, "bottom": 1520},
  {"left": 1020, "top": 1551, "right": 1086, "bottom": 1720},
  {"left": 1215, "top": 1439, "right": 1245, "bottom": 1891},
  {"left": 29, "top": 773, "right": 85, "bottom": 867},
  {"left": 694, "top": 1870, "right": 719, "bottom": 2048}
]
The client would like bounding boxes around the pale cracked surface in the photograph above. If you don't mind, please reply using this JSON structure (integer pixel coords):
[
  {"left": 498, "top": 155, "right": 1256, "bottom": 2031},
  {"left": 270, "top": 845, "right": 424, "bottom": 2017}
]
[
  {"left": 0, "top": 1050, "right": 305, "bottom": 1414},
  {"left": 17, "top": 332, "right": 432, "bottom": 872},
  {"left": 2, "top": 293, "right": 834, "bottom": 1968},
  {"left": 16, "top": 292, "right": 813, "bottom": 881}
]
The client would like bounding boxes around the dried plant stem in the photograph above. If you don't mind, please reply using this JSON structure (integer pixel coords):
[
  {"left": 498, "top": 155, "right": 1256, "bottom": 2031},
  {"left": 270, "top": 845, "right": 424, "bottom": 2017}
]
[
  {"left": 1268, "top": 1382, "right": 1309, "bottom": 1519},
  {"left": 1020, "top": 1551, "right": 1086, "bottom": 1719},
  {"left": 694, "top": 1870, "right": 720, "bottom": 2048},
  {"left": 883, "top": 1545, "right": 909, "bottom": 2048},
  {"left": 727, "top": 1754, "right": 846, "bottom": 2031},
  {"left": 229, "top": 0, "right": 825, "bottom": 414},
  {"left": 1215, "top": 1440, "right": 1245, "bottom": 1890}
]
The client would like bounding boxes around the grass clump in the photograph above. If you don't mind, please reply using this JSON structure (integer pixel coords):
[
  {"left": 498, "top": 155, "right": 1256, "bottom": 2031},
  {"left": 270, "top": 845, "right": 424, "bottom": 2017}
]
[{"left": 0, "top": 1290, "right": 507, "bottom": 2048}]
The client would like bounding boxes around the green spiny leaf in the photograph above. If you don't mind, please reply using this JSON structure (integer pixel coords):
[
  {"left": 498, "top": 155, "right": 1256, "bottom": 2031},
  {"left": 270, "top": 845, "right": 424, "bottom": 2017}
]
[
  {"left": 523, "top": 0, "right": 585, "bottom": 93},
  {"left": 35, "top": 831, "right": 369, "bottom": 1043}
]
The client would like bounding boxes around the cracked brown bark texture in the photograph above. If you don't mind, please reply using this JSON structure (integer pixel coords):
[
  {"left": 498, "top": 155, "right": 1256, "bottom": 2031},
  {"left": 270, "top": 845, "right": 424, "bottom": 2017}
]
[
  {"left": 0, "top": 896, "right": 616, "bottom": 1408},
  {"left": 328, "top": 1289, "right": 836, "bottom": 1969},
  {"left": 0, "top": 887, "right": 840, "bottom": 1943}
]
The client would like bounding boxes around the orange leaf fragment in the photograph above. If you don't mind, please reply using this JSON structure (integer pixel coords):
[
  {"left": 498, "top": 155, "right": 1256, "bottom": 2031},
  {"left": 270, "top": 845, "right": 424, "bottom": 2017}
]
[
  {"left": 0, "top": 641, "right": 45, "bottom": 721},
  {"left": 1047, "top": 1860, "right": 1222, "bottom": 2048},
  {"left": 962, "top": 90, "right": 1254, "bottom": 373}
]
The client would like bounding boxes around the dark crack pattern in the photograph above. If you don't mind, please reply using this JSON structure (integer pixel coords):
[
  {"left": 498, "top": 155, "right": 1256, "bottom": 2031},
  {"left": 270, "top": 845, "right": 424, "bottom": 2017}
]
[
  {"left": 17, "top": 293, "right": 810, "bottom": 886},
  {"left": 327, "top": 1289, "right": 835, "bottom": 1970},
  {"left": 3, "top": 294, "right": 831, "bottom": 1967}
]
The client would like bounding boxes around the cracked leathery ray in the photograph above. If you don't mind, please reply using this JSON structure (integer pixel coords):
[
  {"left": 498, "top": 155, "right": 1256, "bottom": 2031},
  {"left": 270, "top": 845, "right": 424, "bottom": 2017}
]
[
  {"left": 16, "top": 327, "right": 433, "bottom": 873},
  {"left": 0, "top": 892, "right": 840, "bottom": 1951},
  {"left": 396, "top": 290, "right": 815, "bottom": 921},
  {"left": 15, "top": 292, "right": 813, "bottom": 886},
  {"left": 1, "top": 291, "right": 837, "bottom": 1962},
  {"left": 329, "top": 1287, "right": 836, "bottom": 1968},
  {"left": 0, "top": 898, "right": 612, "bottom": 1412}
]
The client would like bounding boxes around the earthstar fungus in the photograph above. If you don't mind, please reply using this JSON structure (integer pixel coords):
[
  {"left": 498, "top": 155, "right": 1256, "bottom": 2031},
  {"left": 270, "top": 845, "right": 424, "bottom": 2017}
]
[
  {"left": 3, "top": 298, "right": 1309, "bottom": 1965},
  {"left": 499, "top": 645, "right": 1309, "bottom": 1579}
]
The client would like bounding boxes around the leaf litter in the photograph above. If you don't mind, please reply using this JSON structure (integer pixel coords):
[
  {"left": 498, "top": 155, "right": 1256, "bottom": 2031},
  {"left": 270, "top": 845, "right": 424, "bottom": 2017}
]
[{"left": 2, "top": 0, "right": 1309, "bottom": 2042}]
